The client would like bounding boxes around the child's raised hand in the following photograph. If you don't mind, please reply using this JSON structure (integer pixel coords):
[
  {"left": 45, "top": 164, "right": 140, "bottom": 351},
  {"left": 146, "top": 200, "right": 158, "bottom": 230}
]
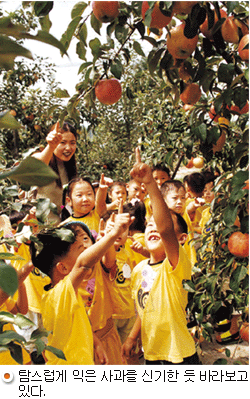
[
  {"left": 46, "top": 121, "right": 62, "bottom": 148},
  {"left": 113, "top": 213, "right": 133, "bottom": 237},
  {"left": 130, "top": 147, "right": 153, "bottom": 185},
  {"left": 99, "top": 173, "right": 113, "bottom": 189}
]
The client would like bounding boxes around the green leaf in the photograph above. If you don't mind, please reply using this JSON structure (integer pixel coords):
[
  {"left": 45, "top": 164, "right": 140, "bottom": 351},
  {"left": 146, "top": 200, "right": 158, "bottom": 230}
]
[
  {"left": 34, "top": 337, "right": 46, "bottom": 355},
  {"left": 0, "top": 253, "right": 24, "bottom": 261},
  {"left": 110, "top": 58, "right": 123, "bottom": 79},
  {"left": 0, "top": 264, "right": 18, "bottom": 296},
  {"left": 231, "top": 170, "right": 249, "bottom": 188},
  {"left": 76, "top": 41, "right": 87, "bottom": 60},
  {"left": 71, "top": 2, "right": 88, "bottom": 19},
  {"left": 89, "top": 37, "right": 101, "bottom": 58},
  {"left": 218, "top": 63, "right": 235, "bottom": 85},
  {"left": 0, "top": 110, "right": 24, "bottom": 130},
  {"left": 45, "top": 345, "right": 66, "bottom": 360},
  {"left": 30, "top": 327, "right": 51, "bottom": 340},
  {"left": 223, "top": 203, "right": 238, "bottom": 226},
  {"left": 60, "top": 16, "right": 82, "bottom": 53},
  {"left": 12, "top": 314, "right": 36, "bottom": 329},
  {"left": 0, "top": 35, "right": 33, "bottom": 69},
  {"left": 51, "top": 227, "right": 75, "bottom": 242},
  {"left": 33, "top": 2, "right": 54, "bottom": 17},
  {"left": 78, "top": 23, "right": 88, "bottom": 46},
  {"left": 182, "top": 279, "right": 196, "bottom": 293},
  {"left": 78, "top": 61, "right": 92, "bottom": 74},
  {"left": 213, "top": 358, "right": 228, "bottom": 365},
  {"left": 54, "top": 89, "right": 70, "bottom": 98},
  {"left": 39, "top": 15, "right": 52, "bottom": 32},
  {"left": 0, "top": 157, "right": 58, "bottom": 188},
  {"left": 6, "top": 341, "right": 23, "bottom": 364},
  {"left": 90, "top": 13, "right": 102, "bottom": 35},
  {"left": 0, "top": 330, "right": 26, "bottom": 346},
  {"left": 133, "top": 41, "right": 145, "bottom": 57},
  {"left": 225, "top": 348, "right": 231, "bottom": 358},
  {"left": 115, "top": 24, "right": 129, "bottom": 44}
]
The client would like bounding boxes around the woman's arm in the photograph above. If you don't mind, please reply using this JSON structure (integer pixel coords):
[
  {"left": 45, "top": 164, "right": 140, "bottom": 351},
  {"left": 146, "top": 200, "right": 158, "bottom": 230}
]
[{"left": 32, "top": 121, "right": 62, "bottom": 165}]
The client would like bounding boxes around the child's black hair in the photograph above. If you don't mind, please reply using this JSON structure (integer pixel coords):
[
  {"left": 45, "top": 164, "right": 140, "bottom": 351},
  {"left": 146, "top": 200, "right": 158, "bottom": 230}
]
[
  {"left": 30, "top": 222, "right": 93, "bottom": 278},
  {"left": 9, "top": 205, "right": 33, "bottom": 227},
  {"left": 66, "top": 177, "right": 95, "bottom": 199},
  {"left": 160, "top": 180, "right": 185, "bottom": 198},
  {"left": 183, "top": 173, "right": 205, "bottom": 196},
  {"left": 152, "top": 164, "right": 171, "bottom": 177},
  {"left": 170, "top": 210, "right": 188, "bottom": 235},
  {"left": 123, "top": 201, "right": 146, "bottom": 233}
]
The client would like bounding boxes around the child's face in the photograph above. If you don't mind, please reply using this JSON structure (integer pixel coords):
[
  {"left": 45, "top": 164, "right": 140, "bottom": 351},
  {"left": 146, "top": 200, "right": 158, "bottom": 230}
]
[
  {"left": 68, "top": 181, "right": 95, "bottom": 217},
  {"left": 54, "top": 131, "right": 77, "bottom": 162},
  {"left": 152, "top": 170, "right": 170, "bottom": 188},
  {"left": 203, "top": 182, "right": 215, "bottom": 204},
  {"left": 127, "top": 181, "right": 143, "bottom": 202},
  {"left": 164, "top": 187, "right": 186, "bottom": 215},
  {"left": 62, "top": 228, "right": 90, "bottom": 272},
  {"left": 114, "top": 227, "right": 129, "bottom": 250},
  {"left": 144, "top": 217, "right": 166, "bottom": 260},
  {"left": 109, "top": 185, "right": 127, "bottom": 203}
]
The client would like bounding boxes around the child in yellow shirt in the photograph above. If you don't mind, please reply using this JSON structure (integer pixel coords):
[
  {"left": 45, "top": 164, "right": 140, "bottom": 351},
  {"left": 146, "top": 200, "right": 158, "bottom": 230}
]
[
  {"left": 30, "top": 213, "right": 132, "bottom": 365},
  {"left": 122, "top": 148, "right": 200, "bottom": 365}
]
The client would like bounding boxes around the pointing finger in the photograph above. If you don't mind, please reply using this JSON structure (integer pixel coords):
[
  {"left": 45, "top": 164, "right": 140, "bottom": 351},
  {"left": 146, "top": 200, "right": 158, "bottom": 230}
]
[
  {"left": 135, "top": 147, "right": 141, "bottom": 164},
  {"left": 118, "top": 199, "right": 123, "bottom": 214}
]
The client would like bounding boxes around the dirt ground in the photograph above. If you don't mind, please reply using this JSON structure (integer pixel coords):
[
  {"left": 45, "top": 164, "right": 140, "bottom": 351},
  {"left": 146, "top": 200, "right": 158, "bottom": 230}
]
[{"left": 198, "top": 335, "right": 249, "bottom": 365}]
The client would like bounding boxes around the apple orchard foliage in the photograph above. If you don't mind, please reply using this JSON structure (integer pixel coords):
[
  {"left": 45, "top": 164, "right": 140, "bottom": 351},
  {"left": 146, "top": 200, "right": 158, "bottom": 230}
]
[{"left": 0, "top": 1, "right": 249, "bottom": 345}]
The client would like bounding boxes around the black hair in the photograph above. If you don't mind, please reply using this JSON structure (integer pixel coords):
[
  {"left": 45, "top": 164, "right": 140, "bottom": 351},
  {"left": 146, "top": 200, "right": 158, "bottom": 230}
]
[
  {"left": 160, "top": 180, "right": 185, "bottom": 198},
  {"left": 201, "top": 170, "right": 216, "bottom": 185},
  {"left": 9, "top": 205, "right": 33, "bottom": 227},
  {"left": 49, "top": 122, "right": 78, "bottom": 188},
  {"left": 170, "top": 210, "right": 188, "bottom": 235},
  {"left": 30, "top": 222, "right": 93, "bottom": 278},
  {"left": 123, "top": 201, "right": 146, "bottom": 233},
  {"left": 30, "top": 227, "right": 75, "bottom": 278},
  {"left": 152, "top": 164, "right": 171, "bottom": 177},
  {"left": 183, "top": 173, "right": 206, "bottom": 196},
  {"left": 66, "top": 177, "right": 95, "bottom": 199}
]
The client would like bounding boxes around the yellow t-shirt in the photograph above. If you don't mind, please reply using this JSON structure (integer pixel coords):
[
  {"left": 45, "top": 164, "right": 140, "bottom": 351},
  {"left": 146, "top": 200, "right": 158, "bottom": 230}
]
[
  {"left": 79, "top": 261, "right": 114, "bottom": 332},
  {"left": 0, "top": 299, "right": 31, "bottom": 365},
  {"left": 64, "top": 209, "right": 100, "bottom": 237},
  {"left": 41, "top": 274, "right": 94, "bottom": 365},
  {"left": 112, "top": 246, "right": 136, "bottom": 320},
  {"left": 183, "top": 209, "right": 197, "bottom": 267},
  {"left": 126, "top": 232, "right": 148, "bottom": 266},
  {"left": 12, "top": 243, "right": 50, "bottom": 313},
  {"left": 131, "top": 245, "right": 195, "bottom": 363},
  {"left": 200, "top": 207, "right": 212, "bottom": 235}
]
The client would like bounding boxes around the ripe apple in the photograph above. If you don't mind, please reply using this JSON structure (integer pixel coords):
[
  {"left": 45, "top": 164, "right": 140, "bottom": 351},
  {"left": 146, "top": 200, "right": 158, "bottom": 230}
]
[
  {"left": 238, "top": 34, "right": 249, "bottom": 61},
  {"left": 92, "top": 1, "right": 119, "bottom": 23},
  {"left": 180, "top": 83, "right": 201, "bottom": 105},
  {"left": 166, "top": 23, "right": 198, "bottom": 59},
  {"left": 221, "top": 16, "right": 242, "bottom": 44},
  {"left": 240, "top": 322, "right": 249, "bottom": 343},
  {"left": 172, "top": 1, "right": 198, "bottom": 15},
  {"left": 186, "top": 157, "right": 194, "bottom": 168},
  {"left": 212, "top": 131, "right": 226, "bottom": 153},
  {"left": 141, "top": 1, "right": 173, "bottom": 29},
  {"left": 209, "top": 104, "right": 220, "bottom": 122},
  {"left": 192, "top": 156, "right": 204, "bottom": 169},
  {"left": 95, "top": 78, "right": 122, "bottom": 105},
  {"left": 9, "top": 109, "right": 17, "bottom": 116},
  {"left": 230, "top": 101, "right": 249, "bottom": 115},
  {"left": 228, "top": 231, "right": 249, "bottom": 258},
  {"left": 200, "top": 9, "right": 227, "bottom": 40}
]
